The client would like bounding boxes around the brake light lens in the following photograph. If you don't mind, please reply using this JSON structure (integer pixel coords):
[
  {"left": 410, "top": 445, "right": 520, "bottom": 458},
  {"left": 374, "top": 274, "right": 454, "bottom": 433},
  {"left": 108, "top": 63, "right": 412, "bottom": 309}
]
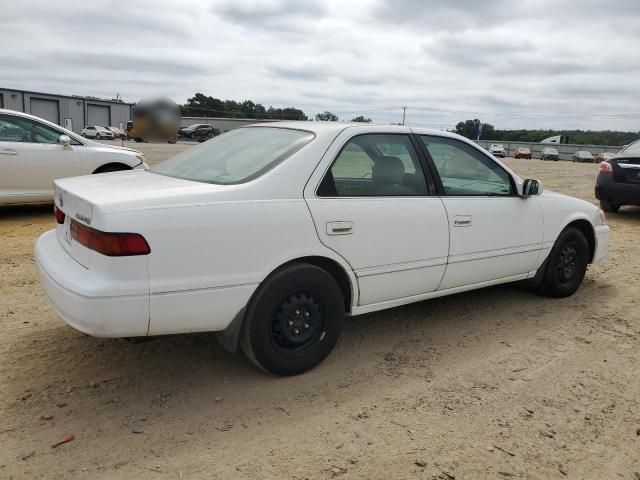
[
  {"left": 54, "top": 205, "right": 65, "bottom": 224},
  {"left": 70, "top": 220, "right": 150, "bottom": 256},
  {"left": 599, "top": 161, "right": 613, "bottom": 174}
]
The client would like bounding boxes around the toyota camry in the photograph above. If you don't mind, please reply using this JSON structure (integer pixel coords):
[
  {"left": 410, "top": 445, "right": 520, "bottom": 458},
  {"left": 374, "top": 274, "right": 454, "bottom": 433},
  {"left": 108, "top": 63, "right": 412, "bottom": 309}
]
[{"left": 35, "top": 123, "right": 610, "bottom": 375}]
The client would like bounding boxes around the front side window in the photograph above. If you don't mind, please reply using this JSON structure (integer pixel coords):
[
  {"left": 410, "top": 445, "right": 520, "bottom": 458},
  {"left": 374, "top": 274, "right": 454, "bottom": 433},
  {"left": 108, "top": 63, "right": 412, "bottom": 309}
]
[
  {"left": 317, "top": 134, "right": 428, "bottom": 197},
  {"left": 420, "top": 136, "right": 513, "bottom": 196},
  {"left": 0, "top": 114, "right": 78, "bottom": 144},
  {"left": 151, "top": 127, "right": 314, "bottom": 184}
]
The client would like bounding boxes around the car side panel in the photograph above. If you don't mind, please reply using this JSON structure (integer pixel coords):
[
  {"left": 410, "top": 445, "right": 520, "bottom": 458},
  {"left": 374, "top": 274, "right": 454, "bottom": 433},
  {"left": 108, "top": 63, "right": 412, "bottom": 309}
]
[
  {"left": 106, "top": 199, "right": 357, "bottom": 335},
  {"left": 531, "top": 192, "right": 602, "bottom": 269}
]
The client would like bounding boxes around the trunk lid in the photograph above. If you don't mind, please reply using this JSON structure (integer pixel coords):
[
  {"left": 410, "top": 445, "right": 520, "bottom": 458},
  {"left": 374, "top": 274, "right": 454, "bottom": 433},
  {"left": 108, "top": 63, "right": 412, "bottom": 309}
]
[{"left": 612, "top": 157, "right": 640, "bottom": 184}]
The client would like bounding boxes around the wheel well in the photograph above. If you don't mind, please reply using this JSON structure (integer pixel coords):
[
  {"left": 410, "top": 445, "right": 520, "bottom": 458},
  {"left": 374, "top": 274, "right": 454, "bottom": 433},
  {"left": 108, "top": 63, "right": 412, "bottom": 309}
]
[
  {"left": 93, "top": 162, "right": 132, "bottom": 174},
  {"left": 277, "top": 256, "right": 353, "bottom": 312},
  {"left": 566, "top": 219, "right": 595, "bottom": 262}
]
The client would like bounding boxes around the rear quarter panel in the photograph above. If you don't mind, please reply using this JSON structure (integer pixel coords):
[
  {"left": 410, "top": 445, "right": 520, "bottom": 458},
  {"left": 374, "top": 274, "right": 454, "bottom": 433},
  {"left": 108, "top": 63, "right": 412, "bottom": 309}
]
[{"left": 99, "top": 199, "right": 357, "bottom": 335}]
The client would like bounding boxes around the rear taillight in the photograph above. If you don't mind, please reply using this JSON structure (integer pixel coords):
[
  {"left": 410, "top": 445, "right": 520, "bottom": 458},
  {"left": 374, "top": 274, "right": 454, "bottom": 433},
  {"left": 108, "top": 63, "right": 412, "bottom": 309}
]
[
  {"left": 70, "top": 220, "right": 150, "bottom": 256},
  {"left": 54, "top": 205, "right": 65, "bottom": 224},
  {"left": 599, "top": 161, "right": 613, "bottom": 174}
]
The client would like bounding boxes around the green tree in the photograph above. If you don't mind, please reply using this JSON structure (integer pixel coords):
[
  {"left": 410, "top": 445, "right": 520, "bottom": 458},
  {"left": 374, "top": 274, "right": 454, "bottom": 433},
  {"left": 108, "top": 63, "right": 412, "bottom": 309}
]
[
  {"left": 351, "top": 115, "right": 372, "bottom": 123},
  {"left": 315, "top": 111, "right": 338, "bottom": 121},
  {"left": 179, "top": 93, "right": 308, "bottom": 120},
  {"left": 455, "top": 119, "right": 495, "bottom": 140}
]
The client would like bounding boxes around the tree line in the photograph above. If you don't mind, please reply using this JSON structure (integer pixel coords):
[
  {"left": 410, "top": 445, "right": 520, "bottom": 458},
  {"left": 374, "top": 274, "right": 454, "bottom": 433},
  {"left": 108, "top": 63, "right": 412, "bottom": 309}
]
[
  {"left": 455, "top": 119, "right": 639, "bottom": 146},
  {"left": 179, "top": 93, "right": 371, "bottom": 123}
]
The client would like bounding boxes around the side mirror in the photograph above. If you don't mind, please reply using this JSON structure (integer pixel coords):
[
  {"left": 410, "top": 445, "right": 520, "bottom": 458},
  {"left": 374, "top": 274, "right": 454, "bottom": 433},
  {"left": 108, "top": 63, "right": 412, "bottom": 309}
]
[
  {"left": 522, "top": 178, "right": 543, "bottom": 196},
  {"left": 58, "top": 135, "right": 71, "bottom": 148}
]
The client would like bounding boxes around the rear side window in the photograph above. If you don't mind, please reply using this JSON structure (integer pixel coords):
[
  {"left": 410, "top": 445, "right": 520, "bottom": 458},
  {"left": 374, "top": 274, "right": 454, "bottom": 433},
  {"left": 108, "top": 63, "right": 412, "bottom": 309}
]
[
  {"left": 317, "top": 134, "right": 428, "bottom": 197},
  {"left": 420, "top": 135, "right": 513, "bottom": 196},
  {"left": 151, "top": 127, "right": 314, "bottom": 184}
]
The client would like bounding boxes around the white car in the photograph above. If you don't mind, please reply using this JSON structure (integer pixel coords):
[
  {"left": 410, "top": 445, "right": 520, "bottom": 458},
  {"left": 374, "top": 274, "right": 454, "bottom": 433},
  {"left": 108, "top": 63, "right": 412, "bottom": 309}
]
[
  {"left": 489, "top": 143, "right": 506, "bottom": 157},
  {"left": 0, "top": 109, "right": 146, "bottom": 205},
  {"left": 81, "top": 125, "right": 115, "bottom": 140},
  {"left": 35, "top": 123, "right": 609, "bottom": 376}
]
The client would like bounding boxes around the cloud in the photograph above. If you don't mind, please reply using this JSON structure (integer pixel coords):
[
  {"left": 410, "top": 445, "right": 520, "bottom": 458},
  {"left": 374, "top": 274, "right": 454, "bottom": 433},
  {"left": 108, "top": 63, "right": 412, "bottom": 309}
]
[
  {"left": 1, "top": 0, "right": 639, "bottom": 130},
  {"left": 211, "top": 0, "right": 328, "bottom": 31}
]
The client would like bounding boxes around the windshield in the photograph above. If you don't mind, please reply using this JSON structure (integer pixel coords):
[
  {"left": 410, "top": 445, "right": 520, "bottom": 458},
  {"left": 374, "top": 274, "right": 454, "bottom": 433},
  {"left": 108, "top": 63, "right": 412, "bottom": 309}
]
[
  {"left": 186, "top": 124, "right": 203, "bottom": 129},
  {"left": 620, "top": 139, "right": 640, "bottom": 156},
  {"left": 151, "top": 127, "right": 315, "bottom": 184}
]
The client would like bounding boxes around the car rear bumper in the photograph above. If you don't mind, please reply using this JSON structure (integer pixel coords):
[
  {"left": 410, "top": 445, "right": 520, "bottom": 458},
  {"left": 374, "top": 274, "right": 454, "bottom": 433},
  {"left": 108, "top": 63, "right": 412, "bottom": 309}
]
[
  {"left": 593, "top": 224, "right": 610, "bottom": 263},
  {"left": 35, "top": 230, "right": 149, "bottom": 337},
  {"left": 595, "top": 175, "right": 640, "bottom": 204}
]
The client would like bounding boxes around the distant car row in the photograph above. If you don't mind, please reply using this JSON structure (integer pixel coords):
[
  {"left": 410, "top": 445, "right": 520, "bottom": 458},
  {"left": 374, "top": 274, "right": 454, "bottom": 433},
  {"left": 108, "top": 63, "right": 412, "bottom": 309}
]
[
  {"left": 488, "top": 144, "right": 617, "bottom": 163},
  {"left": 78, "top": 124, "right": 222, "bottom": 143},
  {"left": 81, "top": 125, "right": 127, "bottom": 140}
]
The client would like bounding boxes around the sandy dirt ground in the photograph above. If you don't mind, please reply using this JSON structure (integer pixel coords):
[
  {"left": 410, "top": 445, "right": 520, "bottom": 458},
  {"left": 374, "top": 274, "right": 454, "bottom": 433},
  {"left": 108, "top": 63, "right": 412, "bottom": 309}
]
[{"left": 1, "top": 142, "right": 639, "bottom": 479}]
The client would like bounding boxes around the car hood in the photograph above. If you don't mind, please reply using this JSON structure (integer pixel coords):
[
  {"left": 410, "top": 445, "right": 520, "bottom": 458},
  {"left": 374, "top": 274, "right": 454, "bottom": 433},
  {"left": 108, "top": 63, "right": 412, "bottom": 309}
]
[{"left": 82, "top": 139, "right": 142, "bottom": 155}]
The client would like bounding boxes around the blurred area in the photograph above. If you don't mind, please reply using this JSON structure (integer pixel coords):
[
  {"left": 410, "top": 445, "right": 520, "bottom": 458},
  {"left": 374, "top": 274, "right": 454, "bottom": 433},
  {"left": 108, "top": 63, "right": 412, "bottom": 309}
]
[{"left": 126, "top": 97, "right": 180, "bottom": 144}]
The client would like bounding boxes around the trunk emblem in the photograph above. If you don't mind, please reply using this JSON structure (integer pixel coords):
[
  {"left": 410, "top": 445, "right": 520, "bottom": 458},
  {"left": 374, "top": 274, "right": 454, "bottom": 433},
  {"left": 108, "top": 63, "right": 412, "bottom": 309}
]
[{"left": 75, "top": 213, "right": 91, "bottom": 225}]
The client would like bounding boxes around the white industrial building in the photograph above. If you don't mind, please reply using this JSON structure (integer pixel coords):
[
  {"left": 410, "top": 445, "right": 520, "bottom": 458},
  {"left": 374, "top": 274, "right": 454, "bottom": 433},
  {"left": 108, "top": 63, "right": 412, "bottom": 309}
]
[{"left": 0, "top": 88, "right": 133, "bottom": 135}]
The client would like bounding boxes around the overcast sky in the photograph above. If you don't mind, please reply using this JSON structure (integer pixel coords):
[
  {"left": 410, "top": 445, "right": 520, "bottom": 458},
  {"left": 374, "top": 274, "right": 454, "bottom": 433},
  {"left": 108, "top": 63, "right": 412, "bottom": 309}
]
[{"left": 2, "top": 0, "right": 640, "bottom": 130}]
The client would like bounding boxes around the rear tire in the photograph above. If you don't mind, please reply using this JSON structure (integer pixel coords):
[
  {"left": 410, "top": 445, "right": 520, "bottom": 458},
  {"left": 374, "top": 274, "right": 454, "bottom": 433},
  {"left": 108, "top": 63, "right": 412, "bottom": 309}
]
[
  {"left": 538, "top": 227, "right": 589, "bottom": 298},
  {"left": 240, "top": 263, "right": 344, "bottom": 376},
  {"left": 600, "top": 199, "right": 620, "bottom": 213},
  {"left": 134, "top": 137, "right": 144, "bottom": 143}
]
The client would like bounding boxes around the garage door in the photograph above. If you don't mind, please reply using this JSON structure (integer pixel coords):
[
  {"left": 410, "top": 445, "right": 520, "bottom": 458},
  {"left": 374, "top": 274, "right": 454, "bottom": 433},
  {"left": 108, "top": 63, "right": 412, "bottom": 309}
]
[
  {"left": 30, "top": 98, "right": 60, "bottom": 124},
  {"left": 87, "top": 104, "right": 110, "bottom": 127}
]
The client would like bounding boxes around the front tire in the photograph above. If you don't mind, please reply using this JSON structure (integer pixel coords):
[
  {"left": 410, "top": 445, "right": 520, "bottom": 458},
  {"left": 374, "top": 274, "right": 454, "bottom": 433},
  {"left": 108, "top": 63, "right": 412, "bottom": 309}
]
[
  {"left": 240, "top": 263, "right": 344, "bottom": 376},
  {"left": 538, "top": 227, "right": 589, "bottom": 298},
  {"left": 600, "top": 199, "right": 620, "bottom": 213}
]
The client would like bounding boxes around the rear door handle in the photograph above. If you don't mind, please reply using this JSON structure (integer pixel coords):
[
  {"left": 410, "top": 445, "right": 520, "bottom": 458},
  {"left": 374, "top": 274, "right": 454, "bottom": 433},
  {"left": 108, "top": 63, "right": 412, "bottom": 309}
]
[
  {"left": 453, "top": 215, "right": 472, "bottom": 227},
  {"left": 327, "top": 221, "right": 353, "bottom": 235},
  {"left": 0, "top": 149, "right": 17, "bottom": 155}
]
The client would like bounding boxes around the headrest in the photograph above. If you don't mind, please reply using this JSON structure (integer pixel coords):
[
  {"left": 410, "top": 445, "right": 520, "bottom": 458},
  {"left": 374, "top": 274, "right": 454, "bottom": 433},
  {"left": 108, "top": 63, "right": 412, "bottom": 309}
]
[{"left": 372, "top": 156, "right": 405, "bottom": 185}]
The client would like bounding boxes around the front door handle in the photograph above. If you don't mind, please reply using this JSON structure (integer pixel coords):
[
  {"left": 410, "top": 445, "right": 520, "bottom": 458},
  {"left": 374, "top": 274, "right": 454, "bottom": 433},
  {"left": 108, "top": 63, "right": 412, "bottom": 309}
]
[
  {"left": 327, "top": 221, "right": 353, "bottom": 235},
  {"left": 453, "top": 215, "right": 472, "bottom": 227},
  {"left": 0, "top": 149, "right": 17, "bottom": 155}
]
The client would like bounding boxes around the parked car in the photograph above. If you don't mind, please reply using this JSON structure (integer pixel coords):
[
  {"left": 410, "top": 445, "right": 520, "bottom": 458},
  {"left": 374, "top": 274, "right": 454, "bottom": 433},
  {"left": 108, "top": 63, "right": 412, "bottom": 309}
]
[
  {"left": 541, "top": 147, "right": 559, "bottom": 161},
  {"left": 179, "top": 123, "right": 219, "bottom": 139},
  {"left": 489, "top": 143, "right": 506, "bottom": 157},
  {"left": 36, "top": 123, "right": 609, "bottom": 376},
  {"left": 595, "top": 152, "right": 616, "bottom": 163},
  {"left": 0, "top": 109, "right": 146, "bottom": 205},
  {"left": 106, "top": 126, "right": 127, "bottom": 139},
  {"left": 572, "top": 151, "right": 595, "bottom": 163},
  {"left": 81, "top": 125, "right": 115, "bottom": 140},
  {"left": 514, "top": 147, "right": 532, "bottom": 159},
  {"left": 595, "top": 139, "right": 640, "bottom": 212}
]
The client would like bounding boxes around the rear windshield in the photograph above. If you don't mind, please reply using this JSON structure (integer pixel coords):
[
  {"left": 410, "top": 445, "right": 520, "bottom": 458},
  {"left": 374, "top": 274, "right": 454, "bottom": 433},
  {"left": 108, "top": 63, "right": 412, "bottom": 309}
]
[
  {"left": 151, "top": 127, "right": 315, "bottom": 184},
  {"left": 620, "top": 139, "right": 640, "bottom": 156}
]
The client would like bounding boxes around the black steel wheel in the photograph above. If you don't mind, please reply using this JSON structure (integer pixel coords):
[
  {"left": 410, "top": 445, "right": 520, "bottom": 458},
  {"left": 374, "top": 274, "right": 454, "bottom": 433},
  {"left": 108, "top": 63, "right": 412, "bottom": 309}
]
[
  {"left": 538, "top": 227, "right": 589, "bottom": 298},
  {"left": 241, "top": 263, "right": 344, "bottom": 376}
]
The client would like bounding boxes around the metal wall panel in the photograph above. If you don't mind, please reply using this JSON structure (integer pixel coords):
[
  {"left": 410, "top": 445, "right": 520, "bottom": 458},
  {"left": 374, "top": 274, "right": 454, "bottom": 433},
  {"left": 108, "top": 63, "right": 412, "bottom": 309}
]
[
  {"left": 0, "top": 90, "right": 24, "bottom": 112},
  {"left": 30, "top": 97, "right": 60, "bottom": 124},
  {"left": 87, "top": 104, "right": 111, "bottom": 126}
]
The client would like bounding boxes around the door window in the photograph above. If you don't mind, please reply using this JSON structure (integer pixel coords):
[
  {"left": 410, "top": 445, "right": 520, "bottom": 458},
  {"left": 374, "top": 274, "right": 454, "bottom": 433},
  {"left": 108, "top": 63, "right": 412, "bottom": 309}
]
[
  {"left": 420, "top": 136, "right": 514, "bottom": 196},
  {"left": 0, "top": 114, "right": 81, "bottom": 145},
  {"left": 317, "top": 134, "right": 428, "bottom": 197}
]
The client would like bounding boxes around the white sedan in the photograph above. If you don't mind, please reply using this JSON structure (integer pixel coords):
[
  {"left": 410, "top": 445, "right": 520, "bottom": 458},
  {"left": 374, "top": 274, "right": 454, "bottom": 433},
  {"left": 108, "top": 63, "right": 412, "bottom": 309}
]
[
  {"left": 0, "top": 109, "right": 146, "bottom": 205},
  {"left": 35, "top": 123, "right": 609, "bottom": 375},
  {"left": 81, "top": 125, "right": 114, "bottom": 140}
]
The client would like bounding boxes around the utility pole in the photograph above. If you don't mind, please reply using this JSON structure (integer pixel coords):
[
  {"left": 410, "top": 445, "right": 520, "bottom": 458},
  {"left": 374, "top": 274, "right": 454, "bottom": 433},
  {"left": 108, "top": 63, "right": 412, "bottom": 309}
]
[{"left": 401, "top": 106, "right": 407, "bottom": 125}]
